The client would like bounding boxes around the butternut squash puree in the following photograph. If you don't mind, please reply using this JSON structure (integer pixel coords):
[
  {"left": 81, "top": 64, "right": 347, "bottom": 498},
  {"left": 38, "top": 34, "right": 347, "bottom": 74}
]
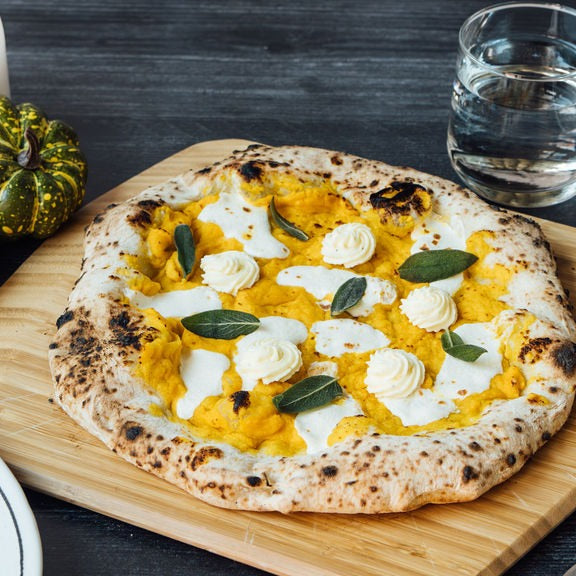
[{"left": 129, "top": 181, "right": 531, "bottom": 456}]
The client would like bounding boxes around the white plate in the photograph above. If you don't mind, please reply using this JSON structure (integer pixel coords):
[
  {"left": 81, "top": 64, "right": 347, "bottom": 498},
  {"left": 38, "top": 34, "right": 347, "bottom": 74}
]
[{"left": 0, "top": 457, "right": 42, "bottom": 576}]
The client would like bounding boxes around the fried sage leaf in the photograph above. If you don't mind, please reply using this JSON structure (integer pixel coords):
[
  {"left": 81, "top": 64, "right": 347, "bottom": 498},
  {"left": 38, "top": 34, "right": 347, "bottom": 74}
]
[
  {"left": 269, "top": 197, "right": 309, "bottom": 241},
  {"left": 174, "top": 224, "right": 196, "bottom": 278},
  {"left": 181, "top": 309, "right": 260, "bottom": 340},
  {"left": 398, "top": 249, "right": 478, "bottom": 283},
  {"left": 273, "top": 375, "right": 343, "bottom": 413},
  {"left": 441, "top": 330, "right": 487, "bottom": 362},
  {"left": 331, "top": 277, "right": 367, "bottom": 316}
]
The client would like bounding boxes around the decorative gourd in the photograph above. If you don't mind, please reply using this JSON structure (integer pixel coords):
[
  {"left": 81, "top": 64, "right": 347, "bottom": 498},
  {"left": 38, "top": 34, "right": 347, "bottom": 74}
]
[{"left": 0, "top": 96, "right": 87, "bottom": 239}]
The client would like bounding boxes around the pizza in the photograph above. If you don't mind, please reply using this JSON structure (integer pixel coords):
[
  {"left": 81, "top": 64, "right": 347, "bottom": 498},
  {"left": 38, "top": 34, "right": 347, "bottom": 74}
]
[{"left": 48, "top": 144, "right": 576, "bottom": 514}]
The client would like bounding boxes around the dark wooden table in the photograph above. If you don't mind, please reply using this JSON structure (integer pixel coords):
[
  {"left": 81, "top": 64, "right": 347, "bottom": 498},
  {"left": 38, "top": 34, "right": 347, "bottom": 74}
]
[{"left": 1, "top": 0, "right": 576, "bottom": 574}]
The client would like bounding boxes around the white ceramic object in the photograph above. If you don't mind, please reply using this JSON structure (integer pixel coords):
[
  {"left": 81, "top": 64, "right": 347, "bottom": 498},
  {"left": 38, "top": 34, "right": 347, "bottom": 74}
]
[
  {"left": 0, "top": 17, "right": 10, "bottom": 97},
  {"left": 0, "top": 457, "right": 42, "bottom": 576}
]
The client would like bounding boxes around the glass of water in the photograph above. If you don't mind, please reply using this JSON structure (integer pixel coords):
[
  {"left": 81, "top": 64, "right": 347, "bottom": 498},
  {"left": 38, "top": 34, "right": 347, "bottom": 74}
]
[{"left": 447, "top": 2, "right": 576, "bottom": 208}]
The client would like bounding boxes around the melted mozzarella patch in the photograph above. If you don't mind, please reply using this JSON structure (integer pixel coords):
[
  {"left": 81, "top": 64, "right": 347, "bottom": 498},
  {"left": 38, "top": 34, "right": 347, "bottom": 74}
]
[
  {"left": 410, "top": 215, "right": 467, "bottom": 294},
  {"left": 434, "top": 322, "right": 502, "bottom": 399},
  {"left": 126, "top": 286, "right": 222, "bottom": 318},
  {"left": 311, "top": 319, "right": 390, "bottom": 357},
  {"left": 294, "top": 395, "right": 363, "bottom": 454},
  {"left": 277, "top": 265, "right": 356, "bottom": 301},
  {"left": 382, "top": 389, "right": 456, "bottom": 427},
  {"left": 198, "top": 192, "right": 289, "bottom": 259},
  {"left": 235, "top": 316, "right": 308, "bottom": 390},
  {"left": 277, "top": 265, "right": 396, "bottom": 315},
  {"left": 176, "top": 349, "right": 230, "bottom": 420}
]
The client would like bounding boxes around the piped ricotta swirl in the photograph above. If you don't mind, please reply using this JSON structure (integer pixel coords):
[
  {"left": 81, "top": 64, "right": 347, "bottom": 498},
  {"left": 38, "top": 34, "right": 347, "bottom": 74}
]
[
  {"left": 365, "top": 348, "right": 424, "bottom": 399},
  {"left": 200, "top": 250, "right": 259, "bottom": 295},
  {"left": 321, "top": 223, "right": 376, "bottom": 268},
  {"left": 400, "top": 286, "right": 457, "bottom": 332},
  {"left": 235, "top": 337, "right": 302, "bottom": 386}
]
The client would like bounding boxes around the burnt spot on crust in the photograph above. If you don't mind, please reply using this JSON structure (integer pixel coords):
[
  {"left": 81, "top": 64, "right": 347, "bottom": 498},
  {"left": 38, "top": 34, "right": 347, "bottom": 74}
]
[
  {"left": 109, "top": 310, "right": 142, "bottom": 350},
  {"left": 506, "top": 454, "right": 517, "bottom": 466},
  {"left": 518, "top": 337, "right": 554, "bottom": 363},
  {"left": 330, "top": 154, "right": 344, "bottom": 166},
  {"left": 552, "top": 341, "right": 576, "bottom": 377},
  {"left": 230, "top": 390, "right": 250, "bottom": 413},
  {"left": 369, "top": 182, "right": 429, "bottom": 217},
  {"left": 322, "top": 465, "right": 338, "bottom": 478},
  {"left": 48, "top": 342, "right": 58, "bottom": 349},
  {"left": 239, "top": 161, "right": 263, "bottom": 181},
  {"left": 137, "top": 199, "right": 163, "bottom": 209},
  {"left": 462, "top": 465, "right": 479, "bottom": 483},
  {"left": 125, "top": 424, "right": 143, "bottom": 440},
  {"left": 191, "top": 447, "right": 224, "bottom": 471},
  {"left": 542, "top": 431, "right": 552, "bottom": 442},
  {"left": 126, "top": 209, "right": 152, "bottom": 227},
  {"left": 246, "top": 476, "right": 263, "bottom": 487},
  {"left": 56, "top": 309, "right": 74, "bottom": 329}
]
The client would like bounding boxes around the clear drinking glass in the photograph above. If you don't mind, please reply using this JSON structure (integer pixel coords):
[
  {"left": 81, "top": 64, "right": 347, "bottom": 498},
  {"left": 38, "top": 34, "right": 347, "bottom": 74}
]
[{"left": 447, "top": 2, "right": 576, "bottom": 208}]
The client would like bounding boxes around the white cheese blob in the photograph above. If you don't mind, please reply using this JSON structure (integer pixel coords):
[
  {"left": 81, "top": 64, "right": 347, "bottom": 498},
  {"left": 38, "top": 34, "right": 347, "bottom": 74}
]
[
  {"left": 294, "top": 395, "right": 363, "bottom": 454},
  {"left": 307, "top": 360, "right": 339, "bottom": 378},
  {"left": 235, "top": 316, "right": 308, "bottom": 390},
  {"left": 382, "top": 389, "right": 456, "bottom": 427},
  {"left": 198, "top": 192, "right": 289, "bottom": 259},
  {"left": 400, "top": 286, "right": 458, "bottom": 332},
  {"left": 126, "top": 286, "right": 222, "bottom": 318},
  {"left": 410, "top": 216, "right": 468, "bottom": 295},
  {"left": 311, "top": 319, "right": 390, "bottom": 357},
  {"left": 347, "top": 277, "right": 397, "bottom": 316},
  {"left": 200, "top": 250, "right": 259, "bottom": 295},
  {"left": 277, "top": 265, "right": 357, "bottom": 301},
  {"left": 434, "top": 322, "right": 502, "bottom": 399},
  {"left": 365, "top": 348, "right": 424, "bottom": 399},
  {"left": 321, "top": 223, "right": 376, "bottom": 268},
  {"left": 176, "top": 349, "right": 230, "bottom": 420},
  {"left": 277, "top": 265, "right": 396, "bottom": 315},
  {"left": 235, "top": 337, "right": 302, "bottom": 388}
]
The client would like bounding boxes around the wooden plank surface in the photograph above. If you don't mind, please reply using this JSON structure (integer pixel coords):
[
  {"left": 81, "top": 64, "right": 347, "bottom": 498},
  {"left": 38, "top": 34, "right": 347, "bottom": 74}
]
[{"left": 1, "top": 139, "right": 576, "bottom": 576}]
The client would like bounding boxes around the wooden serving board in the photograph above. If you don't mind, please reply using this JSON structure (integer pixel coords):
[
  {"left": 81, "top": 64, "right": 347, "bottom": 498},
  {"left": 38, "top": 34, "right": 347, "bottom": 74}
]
[{"left": 1, "top": 139, "right": 576, "bottom": 576}]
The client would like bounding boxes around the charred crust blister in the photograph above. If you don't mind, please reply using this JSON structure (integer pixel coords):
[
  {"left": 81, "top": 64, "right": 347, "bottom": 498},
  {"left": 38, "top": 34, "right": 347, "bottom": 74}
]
[
  {"left": 239, "top": 161, "right": 263, "bottom": 181},
  {"left": 125, "top": 424, "right": 143, "bottom": 440},
  {"left": 109, "top": 310, "right": 142, "bottom": 350},
  {"left": 553, "top": 341, "right": 576, "bottom": 377},
  {"left": 369, "top": 181, "right": 428, "bottom": 215},
  {"left": 56, "top": 309, "right": 74, "bottom": 329}
]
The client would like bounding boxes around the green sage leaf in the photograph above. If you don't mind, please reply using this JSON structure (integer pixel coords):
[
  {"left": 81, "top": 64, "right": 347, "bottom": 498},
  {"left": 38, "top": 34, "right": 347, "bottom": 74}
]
[
  {"left": 398, "top": 249, "right": 478, "bottom": 283},
  {"left": 441, "top": 330, "right": 487, "bottom": 362},
  {"left": 181, "top": 309, "right": 260, "bottom": 340},
  {"left": 269, "top": 197, "right": 309, "bottom": 241},
  {"left": 440, "top": 330, "right": 464, "bottom": 349},
  {"left": 273, "top": 375, "right": 343, "bottom": 414},
  {"left": 174, "top": 224, "right": 196, "bottom": 278},
  {"left": 331, "top": 277, "right": 367, "bottom": 316}
]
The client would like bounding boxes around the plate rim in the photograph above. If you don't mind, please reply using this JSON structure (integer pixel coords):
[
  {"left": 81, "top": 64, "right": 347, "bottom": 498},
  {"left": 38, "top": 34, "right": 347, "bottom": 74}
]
[{"left": 0, "top": 457, "right": 43, "bottom": 576}]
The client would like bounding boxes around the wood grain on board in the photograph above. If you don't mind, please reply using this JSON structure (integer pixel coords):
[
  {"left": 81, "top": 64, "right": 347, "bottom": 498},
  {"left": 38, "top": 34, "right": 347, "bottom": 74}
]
[{"left": 1, "top": 139, "right": 576, "bottom": 576}]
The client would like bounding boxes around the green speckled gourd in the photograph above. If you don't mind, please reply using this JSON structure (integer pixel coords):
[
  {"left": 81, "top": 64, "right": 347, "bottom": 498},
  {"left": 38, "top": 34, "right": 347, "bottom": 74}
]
[{"left": 0, "top": 96, "right": 87, "bottom": 239}]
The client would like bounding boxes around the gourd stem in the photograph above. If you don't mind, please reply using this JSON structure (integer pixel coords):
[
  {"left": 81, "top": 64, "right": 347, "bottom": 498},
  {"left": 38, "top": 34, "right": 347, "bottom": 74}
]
[{"left": 17, "top": 127, "right": 41, "bottom": 170}]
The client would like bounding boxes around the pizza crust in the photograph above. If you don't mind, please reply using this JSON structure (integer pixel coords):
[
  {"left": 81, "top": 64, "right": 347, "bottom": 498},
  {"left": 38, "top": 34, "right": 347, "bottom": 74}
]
[{"left": 49, "top": 144, "right": 576, "bottom": 513}]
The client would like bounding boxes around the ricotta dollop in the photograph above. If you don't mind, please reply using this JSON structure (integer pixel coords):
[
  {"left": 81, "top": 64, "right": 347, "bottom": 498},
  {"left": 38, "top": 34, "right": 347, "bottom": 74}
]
[
  {"left": 400, "top": 286, "right": 457, "bottom": 332},
  {"left": 200, "top": 250, "right": 259, "bottom": 295},
  {"left": 321, "top": 223, "right": 376, "bottom": 268},
  {"left": 235, "top": 337, "right": 302, "bottom": 387},
  {"left": 365, "top": 348, "right": 424, "bottom": 399}
]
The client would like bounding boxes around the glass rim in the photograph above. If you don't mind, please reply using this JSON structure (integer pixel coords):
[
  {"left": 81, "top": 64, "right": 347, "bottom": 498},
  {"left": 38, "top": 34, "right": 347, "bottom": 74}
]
[{"left": 459, "top": 1, "right": 576, "bottom": 82}]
